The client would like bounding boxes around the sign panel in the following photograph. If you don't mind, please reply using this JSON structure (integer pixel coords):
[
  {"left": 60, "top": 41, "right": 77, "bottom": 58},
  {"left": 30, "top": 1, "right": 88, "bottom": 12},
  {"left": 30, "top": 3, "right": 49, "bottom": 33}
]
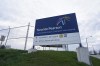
[{"left": 33, "top": 13, "right": 81, "bottom": 45}]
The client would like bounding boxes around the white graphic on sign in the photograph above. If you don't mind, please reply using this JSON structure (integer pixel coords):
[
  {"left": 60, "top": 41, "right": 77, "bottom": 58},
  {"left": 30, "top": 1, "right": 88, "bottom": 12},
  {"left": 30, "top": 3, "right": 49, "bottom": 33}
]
[{"left": 57, "top": 16, "right": 70, "bottom": 26}]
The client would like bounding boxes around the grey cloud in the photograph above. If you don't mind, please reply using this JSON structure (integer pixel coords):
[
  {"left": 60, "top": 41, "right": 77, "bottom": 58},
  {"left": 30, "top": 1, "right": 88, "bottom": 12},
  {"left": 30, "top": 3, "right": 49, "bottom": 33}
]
[{"left": 87, "top": 14, "right": 100, "bottom": 32}]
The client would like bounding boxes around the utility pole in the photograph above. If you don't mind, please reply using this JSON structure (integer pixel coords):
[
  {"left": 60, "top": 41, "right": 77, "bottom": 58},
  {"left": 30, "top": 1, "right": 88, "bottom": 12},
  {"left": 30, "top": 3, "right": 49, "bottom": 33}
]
[
  {"left": 86, "top": 38, "right": 88, "bottom": 49},
  {"left": 86, "top": 36, "right": 92, "bottom": 50}
]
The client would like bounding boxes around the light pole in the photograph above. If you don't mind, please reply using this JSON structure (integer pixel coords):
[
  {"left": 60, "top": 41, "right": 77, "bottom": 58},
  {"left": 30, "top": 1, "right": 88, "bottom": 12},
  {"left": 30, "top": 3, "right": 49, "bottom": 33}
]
[{"left": 86, "top": 36, "right": 92, "bottom": 49}]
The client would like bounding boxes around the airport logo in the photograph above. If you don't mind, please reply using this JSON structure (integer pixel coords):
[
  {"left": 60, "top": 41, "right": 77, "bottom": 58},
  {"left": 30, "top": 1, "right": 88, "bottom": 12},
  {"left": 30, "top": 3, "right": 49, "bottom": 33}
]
[{"left": 57, "top": 16, "right": 70, "bottom": 26}]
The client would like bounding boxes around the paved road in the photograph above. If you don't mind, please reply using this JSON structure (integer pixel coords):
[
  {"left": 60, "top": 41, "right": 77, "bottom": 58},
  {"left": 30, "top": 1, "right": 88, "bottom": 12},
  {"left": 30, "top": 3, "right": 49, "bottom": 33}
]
[{"left": 91, "top": 55, "right": 100, "bottom": 59}]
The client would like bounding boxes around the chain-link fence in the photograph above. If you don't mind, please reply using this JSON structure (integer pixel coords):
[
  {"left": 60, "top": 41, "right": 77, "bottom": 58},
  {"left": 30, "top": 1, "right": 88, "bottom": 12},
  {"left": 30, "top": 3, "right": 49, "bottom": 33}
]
[{"left": 0, "top": 23, "right": 34, "bottom": 50}]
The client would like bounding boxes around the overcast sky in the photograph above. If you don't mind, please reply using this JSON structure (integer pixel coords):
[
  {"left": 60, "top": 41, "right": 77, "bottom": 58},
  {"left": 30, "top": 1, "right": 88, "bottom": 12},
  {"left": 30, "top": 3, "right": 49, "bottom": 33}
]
[{"left": 0, "top": 0, "right": 100, "bottom": 50}]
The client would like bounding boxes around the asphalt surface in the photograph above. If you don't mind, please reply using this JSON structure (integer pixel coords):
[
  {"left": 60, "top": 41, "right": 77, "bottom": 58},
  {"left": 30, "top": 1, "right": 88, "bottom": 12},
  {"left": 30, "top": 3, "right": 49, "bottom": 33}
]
[{"left": 91, "top": 55, "right": 100, "bottom": 59}]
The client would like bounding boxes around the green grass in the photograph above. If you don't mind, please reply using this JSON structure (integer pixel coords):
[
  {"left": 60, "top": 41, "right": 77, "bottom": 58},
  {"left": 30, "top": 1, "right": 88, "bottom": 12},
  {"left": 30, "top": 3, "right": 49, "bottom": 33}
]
[{"left": 0, "top": 49, "right": 100, "bottom": 66}]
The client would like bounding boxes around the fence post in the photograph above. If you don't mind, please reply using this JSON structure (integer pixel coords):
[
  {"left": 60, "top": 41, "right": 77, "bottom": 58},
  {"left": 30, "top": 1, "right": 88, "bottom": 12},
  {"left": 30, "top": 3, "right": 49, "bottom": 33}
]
[
  {"left": 5, "top": 26, "right": 10, "bottom": 45},
  {"left": 66, "top": 44, "right": 69, "bottom": 51},
  {"left": 24, "top": 23, "right": 30, "bottom": 50}
]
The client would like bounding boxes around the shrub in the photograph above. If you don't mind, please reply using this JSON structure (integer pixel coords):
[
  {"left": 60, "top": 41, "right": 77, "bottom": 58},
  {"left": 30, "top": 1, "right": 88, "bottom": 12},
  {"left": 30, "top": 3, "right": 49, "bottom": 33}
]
[{"left": 0, "top": 45, "right": 6, "bottom": 49}]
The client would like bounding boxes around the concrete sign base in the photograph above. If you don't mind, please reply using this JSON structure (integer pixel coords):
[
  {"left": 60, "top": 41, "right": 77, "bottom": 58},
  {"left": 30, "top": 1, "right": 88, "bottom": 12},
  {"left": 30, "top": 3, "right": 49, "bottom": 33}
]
[{"left": 76, "top": 47, "right": 90, "bottom": 65}]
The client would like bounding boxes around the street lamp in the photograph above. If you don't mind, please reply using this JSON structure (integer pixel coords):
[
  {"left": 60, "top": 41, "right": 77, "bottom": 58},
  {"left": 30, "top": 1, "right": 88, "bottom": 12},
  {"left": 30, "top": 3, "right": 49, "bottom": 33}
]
[{"left": 86, "top": 36, "right": 92, "bottom": 49}]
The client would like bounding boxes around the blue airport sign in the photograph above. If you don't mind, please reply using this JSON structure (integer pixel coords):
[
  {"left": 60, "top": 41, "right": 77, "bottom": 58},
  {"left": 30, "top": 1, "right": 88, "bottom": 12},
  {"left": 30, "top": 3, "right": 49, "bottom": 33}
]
[{"left": 34, "top": 13, "right": 79, "bottom": 36}]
